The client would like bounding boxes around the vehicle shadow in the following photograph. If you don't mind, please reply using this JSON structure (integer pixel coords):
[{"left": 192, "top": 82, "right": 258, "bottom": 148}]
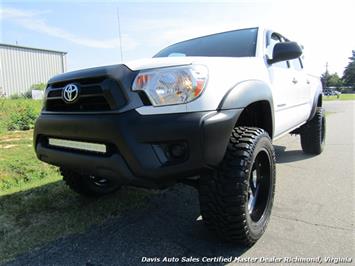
[
  {"left": 274, "top": 145, "right": 314, "bottom": 164},
  {"left": 7, "top": 184, "right": 248, "bottom": 266},
  {"left": 6, "top": 145, "right": 316, "bottom": 265}
]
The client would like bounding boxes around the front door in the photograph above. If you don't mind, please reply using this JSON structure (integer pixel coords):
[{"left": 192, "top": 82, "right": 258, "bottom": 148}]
[{"left": 267, "top": 33, "right": 296, "bottom": 137}]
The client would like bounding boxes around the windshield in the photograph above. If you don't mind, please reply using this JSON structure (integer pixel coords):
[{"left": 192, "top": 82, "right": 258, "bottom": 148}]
[{"left": 154, "top": 28, "right": 258, "bottom": 58}]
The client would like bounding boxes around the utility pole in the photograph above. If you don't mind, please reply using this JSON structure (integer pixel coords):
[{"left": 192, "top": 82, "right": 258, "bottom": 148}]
[{"left": 116, "top": 8, "right": 123, "bottom": 62}]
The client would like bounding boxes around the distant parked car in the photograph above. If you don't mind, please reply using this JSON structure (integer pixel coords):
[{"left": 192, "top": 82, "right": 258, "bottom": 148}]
[{"left": 323, "top": 90, "right": 341, "bottom": 96}]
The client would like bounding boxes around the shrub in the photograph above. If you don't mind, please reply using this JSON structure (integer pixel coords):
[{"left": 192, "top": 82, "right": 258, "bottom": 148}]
[
  {"left": 21, "top": 90, "right": 33, "bottom": 99},
  {"left": 340, "top": 87, "right": 355, "bottom": 93},
  {"left": 30, "top": 83, "right": 47, "bottom": 91},
  {"left": 10, "top": 90, "right": 33, "bottom": 99},
  {"left": 9, "top": 83, "right": 47, "bottom": 100},
  {"left": 0, "top": 96, "right": 5, "bottom": 110},
  {"left": 10, "top": 94, "right": 24, "bottom": 100},
  {"left": 6, "top": 103, "right": 38, "bottom": 131}
]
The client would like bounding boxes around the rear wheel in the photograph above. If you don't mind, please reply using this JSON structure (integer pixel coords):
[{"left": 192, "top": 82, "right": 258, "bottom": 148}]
[
  {"left": 199, "top": 127, "right": 276, "bottom": 246},
  {"left": 61, "top": 168, "right": 121, "bottom": 197},
  {"left": 300, "top": 107, "right": 326, "bottom": 155}
]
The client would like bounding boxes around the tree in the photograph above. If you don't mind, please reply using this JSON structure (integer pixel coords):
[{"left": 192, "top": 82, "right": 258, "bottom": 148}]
[
  {"left": 328, "top": 73, "right": 343, "bottom": 87},
  {"left": 321, "top": 70, "right": 330, "bottom": 89},
  {"left": 321, "top": 71, "right": 342, "bottom": 88},
  {"left": 342, "top": 50, "right": 355, "bottom": 88}
]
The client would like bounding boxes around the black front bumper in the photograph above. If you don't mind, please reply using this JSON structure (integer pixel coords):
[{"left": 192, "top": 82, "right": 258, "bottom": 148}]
[{"left": 34, "top": 109, "right": 242, "bottom": 188}]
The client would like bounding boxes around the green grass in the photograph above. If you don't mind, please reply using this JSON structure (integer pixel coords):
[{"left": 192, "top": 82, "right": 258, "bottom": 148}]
[
  {"left": 0, "top": 131, "right": 60, "bottom": 191},
  {"left": 0, "top": 181, "right": 149, "bottom": 263},
  {"left": 0, "top": 100, "right": 150, "bottom": 263},
  {"left": 0, "top": 130, "right": 150, "bottom": 263},
  {"left": 323, "top": 93, "right": 355, "bottom": 101}
]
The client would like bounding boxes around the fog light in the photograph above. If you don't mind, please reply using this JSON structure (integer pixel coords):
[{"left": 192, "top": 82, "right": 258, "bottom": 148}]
[{"left": 169, "top": 143, "right": 187, "bottom": 159}]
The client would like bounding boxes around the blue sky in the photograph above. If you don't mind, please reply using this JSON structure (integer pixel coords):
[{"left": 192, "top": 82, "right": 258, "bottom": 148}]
[{"left": 1, "top": 0, "right": 354, "bottom": 76}]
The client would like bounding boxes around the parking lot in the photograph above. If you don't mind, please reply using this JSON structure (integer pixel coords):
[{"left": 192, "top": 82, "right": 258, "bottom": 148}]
[{"left": 7, "top": 101, "right": 354, "bottom": 266}]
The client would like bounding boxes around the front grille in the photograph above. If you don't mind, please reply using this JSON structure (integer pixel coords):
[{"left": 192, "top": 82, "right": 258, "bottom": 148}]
[
  {"left": 45, "top": 77, "right": 125, "bottom": 112},
  {"left": 46, "top": 95, "right": 110, "bottom": 112}
]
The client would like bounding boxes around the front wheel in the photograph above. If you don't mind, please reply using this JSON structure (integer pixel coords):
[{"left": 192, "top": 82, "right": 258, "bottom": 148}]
[{"left": 199, "top": 127, "right": 276, "bottom": 246}]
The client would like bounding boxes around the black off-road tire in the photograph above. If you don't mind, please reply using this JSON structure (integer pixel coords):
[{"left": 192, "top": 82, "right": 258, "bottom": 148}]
[
  {"left": 300, "top": 107, "right": 326, "bottom": 155},
  {"left": 60, "top": 168, "right": 121, "bottom": 197},
  {"left": 199, "top": 127, "right": 276, "bottom": 246}
]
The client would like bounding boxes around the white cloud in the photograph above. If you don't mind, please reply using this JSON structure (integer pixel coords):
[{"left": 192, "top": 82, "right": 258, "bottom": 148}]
[
  {"left": 0, "top": 7, "right": 138, "bottom": 50},
  {"left": 127, "top": 17, "right": 246, "bottom": 51},
  {"left": 2, "top": 2, "right": 353, "bottom": 74},
  {"left": 0, "top": 7, "right": 51, "bottom": 19}
]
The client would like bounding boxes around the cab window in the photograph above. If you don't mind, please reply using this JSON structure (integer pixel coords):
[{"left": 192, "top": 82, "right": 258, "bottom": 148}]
[{"left": 290, "top": 58, "right": 303, "bottom": 71}]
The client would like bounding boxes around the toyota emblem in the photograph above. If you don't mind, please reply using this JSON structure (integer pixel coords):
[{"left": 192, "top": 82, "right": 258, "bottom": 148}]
[{"left": 63, "top": 84, "right": 79, "bottom": 103}]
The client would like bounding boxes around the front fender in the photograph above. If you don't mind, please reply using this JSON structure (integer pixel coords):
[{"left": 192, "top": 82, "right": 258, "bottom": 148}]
[
  {"left": 218, "top": 80, "right": 274, "bottom": 110},
  {"left": 218, "top": 80, "right": 274, "bottom": 138}
]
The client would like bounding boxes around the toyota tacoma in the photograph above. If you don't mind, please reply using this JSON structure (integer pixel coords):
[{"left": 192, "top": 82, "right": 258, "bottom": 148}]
[{"left": 34, "top": 27, "right": 325, "bottom": 245}]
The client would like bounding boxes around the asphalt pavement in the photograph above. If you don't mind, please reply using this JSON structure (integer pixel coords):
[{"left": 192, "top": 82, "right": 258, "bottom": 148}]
[{"left": 6, "top": 101, "right": 354, "bottom": 266}]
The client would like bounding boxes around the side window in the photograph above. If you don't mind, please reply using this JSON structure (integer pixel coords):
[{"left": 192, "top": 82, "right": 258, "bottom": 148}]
[
  {"left": 268, "top": 33, "right": 288, "bottom": 69},
  {"left": 290, "top": 58, "right": 303, "bottom": 71}
]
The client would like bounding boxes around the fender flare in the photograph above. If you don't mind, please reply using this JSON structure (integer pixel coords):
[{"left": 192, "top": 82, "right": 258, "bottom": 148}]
[
  {"left": 308, "top": 92, "right": 322, "bottom": 121},
  {"left": 218, "top": 80, "right": 275, "bottom": 137}
]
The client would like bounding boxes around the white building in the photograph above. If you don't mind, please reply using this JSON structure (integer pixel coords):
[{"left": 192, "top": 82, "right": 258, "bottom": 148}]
[{"left": 0, "top": 43, "right": 67, "bottom": 97}]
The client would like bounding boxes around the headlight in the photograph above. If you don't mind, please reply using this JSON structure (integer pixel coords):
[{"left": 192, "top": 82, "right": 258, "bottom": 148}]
[{"left": 132, "top": 65, "right": 208, "bottom": 106}]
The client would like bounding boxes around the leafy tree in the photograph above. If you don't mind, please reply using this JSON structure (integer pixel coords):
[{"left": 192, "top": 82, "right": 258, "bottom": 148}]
[
  {"left": 321, "top": 70, "right": 330, "bottom": 89},
  {"left": 321, "top": 71, "right": 342, "bottom": 88},
  {"left": 328, "top": 73, "right": 343, "bottom": 87},
  {"left": 342, "top": 50, "right": 355, "bottom": 87}
]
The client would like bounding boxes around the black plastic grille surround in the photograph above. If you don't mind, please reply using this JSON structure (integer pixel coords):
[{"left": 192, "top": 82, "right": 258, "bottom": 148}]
[{"left": 45, "top": 77, "right": 125, "bottom": 112}]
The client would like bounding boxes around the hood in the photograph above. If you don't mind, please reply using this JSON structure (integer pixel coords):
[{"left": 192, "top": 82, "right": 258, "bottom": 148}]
[
  {"left": 122, "top": 57, "right": 195, "bottom": 70},
  {"left": 123, "top": 56, "right": 257, "bottom": 71}
]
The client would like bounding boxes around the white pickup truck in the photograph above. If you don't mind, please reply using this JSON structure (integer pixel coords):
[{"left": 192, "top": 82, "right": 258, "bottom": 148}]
[{"left": 34, "top": 27, "right": 325, "bottom": 246}]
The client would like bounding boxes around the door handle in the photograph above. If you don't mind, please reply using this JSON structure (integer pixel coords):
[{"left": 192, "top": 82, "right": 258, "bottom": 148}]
[{"left": 292, "top": 78, "right": 298, "bottom": 84}]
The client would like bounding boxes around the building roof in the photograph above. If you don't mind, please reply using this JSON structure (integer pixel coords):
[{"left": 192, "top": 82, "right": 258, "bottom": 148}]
[{"left": 0, "top": 43, "right": 67, "bottom": 54}]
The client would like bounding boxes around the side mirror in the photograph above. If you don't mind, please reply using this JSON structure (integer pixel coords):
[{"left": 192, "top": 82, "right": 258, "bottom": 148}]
[{"left": 268, "top": 42, "right": 302, "bottom": 64}]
